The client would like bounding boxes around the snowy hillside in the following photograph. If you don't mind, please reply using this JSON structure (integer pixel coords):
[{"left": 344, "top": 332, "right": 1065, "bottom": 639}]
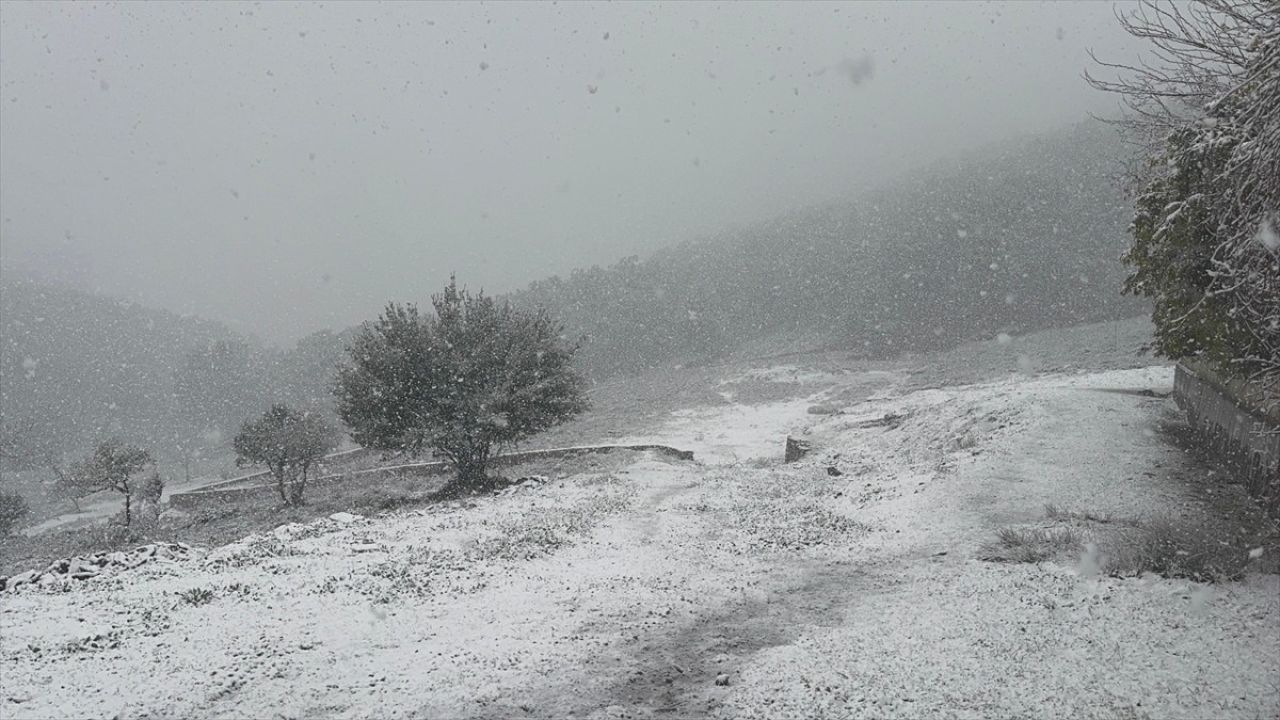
[{"left": 3, "top": 360, "right": 1276, "bottom": 719}]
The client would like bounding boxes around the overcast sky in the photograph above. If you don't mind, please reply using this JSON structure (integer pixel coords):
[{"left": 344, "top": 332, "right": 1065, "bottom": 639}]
[{"left": 0, "top": 1, "right": 1140, "bottom": 343}]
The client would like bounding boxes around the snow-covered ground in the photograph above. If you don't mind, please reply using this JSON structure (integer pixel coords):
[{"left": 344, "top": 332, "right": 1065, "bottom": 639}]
[{"left": 2, "top": 364, "right": 1277, "bottom": 719}]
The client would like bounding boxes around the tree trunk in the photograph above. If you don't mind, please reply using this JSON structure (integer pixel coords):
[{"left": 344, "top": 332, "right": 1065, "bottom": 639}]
[
  {"left": 454, "top": 451, "right": 489, "bottom": 488},
  {"left": 275, "top": 465, "right": 289, "bottom": 504},
  {"left": 122, "top": 490, "right": 132, "bottom": 526},
  {"left": 289, "top": 464, "right": 307, "bottom": 506}
]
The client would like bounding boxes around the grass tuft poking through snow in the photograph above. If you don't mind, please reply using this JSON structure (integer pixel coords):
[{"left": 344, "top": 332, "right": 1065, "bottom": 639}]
[
  {"left": 469, "top": 491, "right": 632, "bottom": 561},
  {"left": 1103, "top": 516, "right": 1253, "bottom": 583},
  {"left": 984, "top": 526, "right": 1085, "bottom": 564},
  {"left": 992, "top": 505, "right": 1261, "bottom": 583},
  {"left": 1043, "top": 503, "right": 1141, "bottom": 527},
  {"left": 176, "top": 587, "right": 216, "bottom": 606}
]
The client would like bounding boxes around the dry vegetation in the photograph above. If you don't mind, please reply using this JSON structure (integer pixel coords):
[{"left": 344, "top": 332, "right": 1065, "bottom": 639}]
[
  {"left": 986, "top": 503, "right": 1277, "bottom": 583},
  {"left": 0, "top": 471, "right": 444, "bottom": 577},
  {"left": 0, "top": 451, "right": 653, "bottom": 578}
]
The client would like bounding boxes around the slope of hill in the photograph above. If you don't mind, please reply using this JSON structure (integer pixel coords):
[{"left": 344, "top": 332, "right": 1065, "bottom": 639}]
[
  {"left": 0, "top": 281, "right": 354, "bottom": 473},
  {"left": 510, "top": 120, "right": 1147, "bottom": 377},
  {"left": 0, "top": 282, "right": 243, "bottom": 461}
]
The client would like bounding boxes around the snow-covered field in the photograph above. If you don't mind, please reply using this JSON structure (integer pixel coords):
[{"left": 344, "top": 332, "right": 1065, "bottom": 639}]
[{"left": 3, "top": 362, "right": 1278, "bottom": 719}]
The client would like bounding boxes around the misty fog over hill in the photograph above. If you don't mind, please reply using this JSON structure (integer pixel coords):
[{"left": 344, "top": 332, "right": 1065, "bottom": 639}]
[
  {"left": 0, "top": 282, "right": 353, "bottom": 468},
  {"left": 0, "top": 2, "right": 1143, "bottom": 342},
  {"left": 2, "top": 119, "right": 1145, "bottom": 466},
  {"left": 513, "top": 120, "right": 1148, "bottom": 376},
  {"left": 0, "top": 1, "right": 1158, "bottom": 469}
]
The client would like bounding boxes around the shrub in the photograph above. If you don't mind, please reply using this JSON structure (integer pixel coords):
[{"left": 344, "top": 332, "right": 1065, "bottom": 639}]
[
  {"left": 133, "top": 471, "right": 166, "bottom": 528},
  {"left": 984, "top": 526, "right": 1084, "bottom": 564},
  {"left": 137, "top": 471, "right": 165, "bottom": 505},
  {"left": 176, "top": 587, "right": 216, "bottom": 606},
  {"left": 0, "top": 490, "right": 30, "bottom": 535},
  {"left": 1090, "top": 0, "right": 1280, "bottom": 382},
  {"left": 336, "top": 277, "right": 588, "bottom": 488}
]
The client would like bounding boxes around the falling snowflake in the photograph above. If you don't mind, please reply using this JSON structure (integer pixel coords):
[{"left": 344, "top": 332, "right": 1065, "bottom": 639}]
[{"left": 1256, "top": 217, "right": 1279, "bottom": 252}]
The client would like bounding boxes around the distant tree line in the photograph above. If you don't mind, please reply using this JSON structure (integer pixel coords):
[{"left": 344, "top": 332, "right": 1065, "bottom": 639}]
[
  {"left": 0, "top": 281, "right": 353, "bottom": 474},
  {"left": 509, "top": 120, "right": 1147, "bottom": 377}
]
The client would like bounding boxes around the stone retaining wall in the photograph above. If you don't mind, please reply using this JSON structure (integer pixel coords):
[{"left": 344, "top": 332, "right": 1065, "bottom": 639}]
[
  {"left": 169, "top": 444, "right": 694, "bottom": 511},
  {"left": 196, "top": 447, "right": 393, "bottom": 493},
  {"left": 1174, "top": 361, "right": 1279, "bottom": 515}
]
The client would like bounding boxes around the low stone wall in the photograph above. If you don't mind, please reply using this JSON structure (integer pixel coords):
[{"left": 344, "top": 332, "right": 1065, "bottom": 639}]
[
  {"left": 168, "top": 444, "right": 694, "bottom": 511},
  {"left": 1174, "top": 361, "right": 1279, "bottom": 515},
  {"left": 194, "top": 447, "right": 395, "bottom": 493}
]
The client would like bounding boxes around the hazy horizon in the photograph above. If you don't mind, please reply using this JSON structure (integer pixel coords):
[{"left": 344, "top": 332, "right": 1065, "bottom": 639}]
[{"left": 1, "top": 1, "right": 1142, "bottom": 344}]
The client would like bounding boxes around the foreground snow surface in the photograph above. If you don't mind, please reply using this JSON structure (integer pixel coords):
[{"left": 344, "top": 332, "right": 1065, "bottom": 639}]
[{"left": 3, "top": 366, "right": 1278, "bottom": 719}]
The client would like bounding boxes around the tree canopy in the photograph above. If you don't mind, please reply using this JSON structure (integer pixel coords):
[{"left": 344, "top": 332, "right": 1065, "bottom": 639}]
[
  {"left": 1091, "top": 0, "right": 1279, "bottom": 391},
  {"left": 233, "top": 404, "right": 338, "bottom": 505},
  {"left": 68, "top": 440, "right": 153, "bottom": 526},
  {"left": 336, "top": 278, "right": 588, "bottom": 486}
]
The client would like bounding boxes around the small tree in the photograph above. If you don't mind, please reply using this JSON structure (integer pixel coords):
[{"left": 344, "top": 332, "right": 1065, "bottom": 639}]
[
  {"left": 233, "top": 405, "right": 338, "bottom": 505},
  {"left": 0, "top": 491, "right": 30, "bottom": 535},
  {"left": 134, "top": 471, "right": 166, "bottom": 526},
  {"left": 336, "top": 278, "right": 589, "bottom": 487},
  {"left": 68, "top": 440, "right": 153, "bottom": 526}
]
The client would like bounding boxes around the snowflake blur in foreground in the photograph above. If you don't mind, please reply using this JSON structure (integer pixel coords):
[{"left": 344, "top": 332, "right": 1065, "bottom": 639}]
[{"left": 1257, "top": 217, "right": 1279, "bottom": 253}]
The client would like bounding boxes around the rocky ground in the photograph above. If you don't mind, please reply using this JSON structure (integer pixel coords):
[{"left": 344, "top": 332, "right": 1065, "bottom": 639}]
[{"left": 2, "top": 319, "right": 1278, "bottom": 719}]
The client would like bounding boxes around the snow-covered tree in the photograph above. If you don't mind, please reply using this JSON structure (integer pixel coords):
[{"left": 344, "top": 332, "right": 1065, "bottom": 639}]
[
  {"left": 233, "top": 405, "right": 338, "bottom": 506},
  {"left": 1090, "top": 0, "right": 1279, "bottom": 393},
  {"left": 0, "top": 491, "right": 29, "bottom": 536},
  {"left": 336, "top": 278, "right": 588, "bottom": 487},
  {"left": 68, "top": 440, "right": 153, "bottom": 526}
]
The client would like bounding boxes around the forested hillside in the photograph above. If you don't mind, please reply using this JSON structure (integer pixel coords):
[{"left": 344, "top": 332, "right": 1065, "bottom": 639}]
[
  {"left": 0, "top": 282, "right": 352, "bottom": 469},
  {"left": 510, "top": 120, "right": 1148, "bottom": 376}
]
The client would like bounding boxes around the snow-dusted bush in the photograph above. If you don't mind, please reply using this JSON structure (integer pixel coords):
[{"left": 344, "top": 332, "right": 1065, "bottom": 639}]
[
  {"left": 1091, "top": 1, "right": 1279, "bottom": 392},
  {"left": 176, "top": 587, "right": 215, "bottom": 606},
  {"left": 336, "top": 277, "right": 588, "bottom": 488},
  {"left": 0, "top": 490, "right": 30, "bottom": 535},
  {"left": 132, "top": 471, "right": 166, "bottom": 528}
]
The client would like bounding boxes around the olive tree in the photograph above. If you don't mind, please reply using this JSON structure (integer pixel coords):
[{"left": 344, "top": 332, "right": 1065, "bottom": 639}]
[
  {"left": 68, "top": 440, "right": 153, "bottom": 526},
  {"left": 233, "top": 405, "right": 338, "bottom": 505},
  {"left": 335, "top": 278, "right": 588, "bottom": 488}
]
